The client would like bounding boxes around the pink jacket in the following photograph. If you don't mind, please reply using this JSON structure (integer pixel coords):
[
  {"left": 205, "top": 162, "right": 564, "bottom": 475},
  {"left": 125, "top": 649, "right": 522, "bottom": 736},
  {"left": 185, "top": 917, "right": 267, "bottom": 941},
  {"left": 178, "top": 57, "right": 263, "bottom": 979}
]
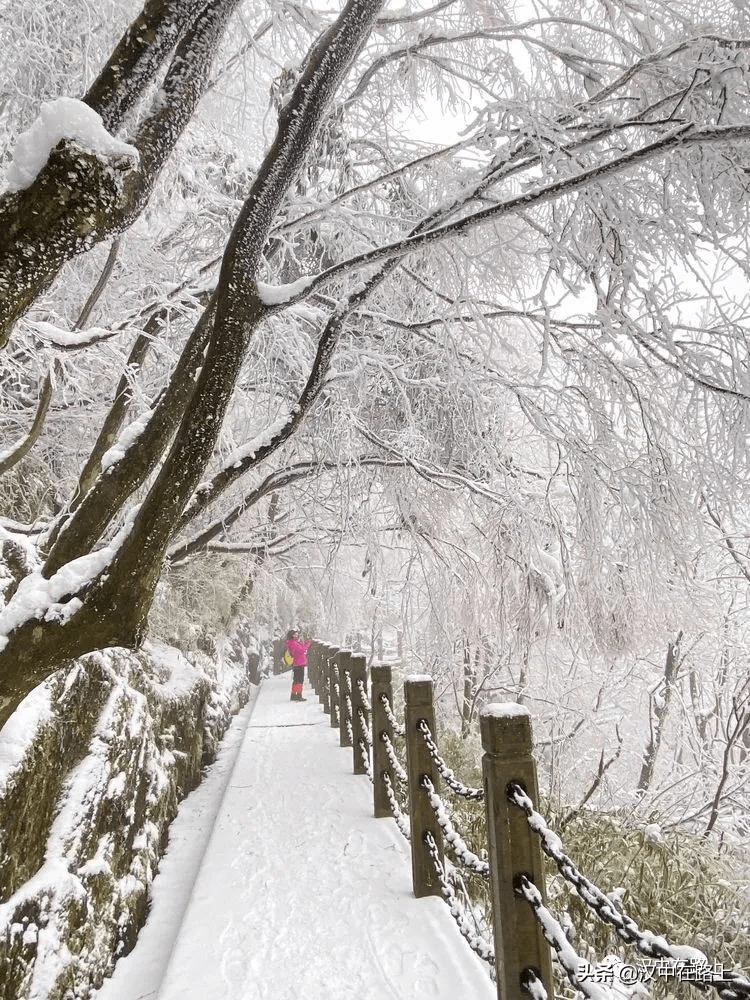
[{"left": 285, "top": 637, "right": 312, "bottom": 666}]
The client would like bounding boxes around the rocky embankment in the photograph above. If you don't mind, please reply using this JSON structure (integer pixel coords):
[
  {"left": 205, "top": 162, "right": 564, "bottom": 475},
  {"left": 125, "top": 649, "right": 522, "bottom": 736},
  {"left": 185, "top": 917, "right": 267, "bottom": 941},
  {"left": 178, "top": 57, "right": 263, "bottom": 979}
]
[{"left": 0, "top": 637, "right": 254, "bottom": 999}]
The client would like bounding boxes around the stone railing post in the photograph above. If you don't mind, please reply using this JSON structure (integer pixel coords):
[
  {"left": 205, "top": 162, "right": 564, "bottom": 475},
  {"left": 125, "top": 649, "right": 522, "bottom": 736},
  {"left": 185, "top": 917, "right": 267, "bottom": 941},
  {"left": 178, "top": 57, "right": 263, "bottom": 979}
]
[
  {"left": 313, "top": 642, "right": 325, "bottom": 704},
  {"left": 329, "top": 648, "right": 340, "bottom": 729},
  {"left": 350, "top": 654, "right": 369, "bottom": 775},
  {"left": 481, "top": 704, "right": 553, "bottom": 1000},
  {"left": 404, "top": 675, "right": 443, "bottom": 898},
  {"left": 320, "top": 644, "right": 331, "bottom": 715},
  {"left": 370, "top": 664, "right": 394, "bottom": 818},
  {"left": 337, "top": 650, "right": 352, "bottom": 748},
  {"left": 308, "top": 642, "right": 319, "bottom": 695}
]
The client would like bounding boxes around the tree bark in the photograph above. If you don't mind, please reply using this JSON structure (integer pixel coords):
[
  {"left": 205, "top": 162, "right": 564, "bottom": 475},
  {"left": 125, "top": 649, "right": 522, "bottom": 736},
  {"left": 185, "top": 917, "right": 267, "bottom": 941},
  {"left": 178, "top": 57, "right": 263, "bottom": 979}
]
[
  {"left": 0, "top": 0, "right": 241, "bottom": 348},
  {"left": 83, "top": 0, "right": 199, "bottom": 131},
  {"left": 637, "top": 634, "right": 683, "bottom": 795},
  {"left": 68, "top": 326, "right": 156, "bottom": 509},
  {"left": 97, "top": 0, "right": 388, "bottom": 585},
  {"left": 0, "top": 373, "right": 53, "bottom": 477},
  {"left": 42, "top": 303, "right": 215, "bottom": 573},
  {"left": 0, "top": 0, "right": 387, "bottom": 730}
]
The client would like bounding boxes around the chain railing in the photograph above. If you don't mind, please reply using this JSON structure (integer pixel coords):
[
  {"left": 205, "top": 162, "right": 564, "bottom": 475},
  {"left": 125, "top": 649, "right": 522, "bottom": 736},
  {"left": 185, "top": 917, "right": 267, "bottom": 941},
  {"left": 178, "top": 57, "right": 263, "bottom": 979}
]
[
  {"left": 358, "top": 708, "right": 372, "bottom": 749},
  {"left": 311, "top": 657, "right": 496, "bottom": 978},
  {"left": 508, "top": 783, "right": 750, "bottom": 1000},
  {"left": 514, "top": 873, "right": 598, "bottom": 1000},
  {"left": 383, "top": 770, "right": 411, "bottom": 841},
  {"left": 379, "top": 691, "right": 406, "bottom": 737},
  {"left": 305, "top": 642, "right": 749, "bottom": 1000},
  {"left": 344, "top": 693, "right": 354, "bottom": 745},
  {"left": 381, "top": 730, "right": 408, "bottom": 785},
  {"left": 357, "top": 706, "right": 373, "bottom": 783},
  {"left": 418, "top": 718, "right": 485, "bottom": 801},
  {"left": 356, "top": 678, "right": 371, "bottom": 714},
  {"left": 359, "top": 739, "right": 373, "bottom": 782},
  {"left": 422, "top": 776, "right": 490, "bottom": 878},
  {"left": 425, "top": 830, "right": 496, "bottom": 967}
]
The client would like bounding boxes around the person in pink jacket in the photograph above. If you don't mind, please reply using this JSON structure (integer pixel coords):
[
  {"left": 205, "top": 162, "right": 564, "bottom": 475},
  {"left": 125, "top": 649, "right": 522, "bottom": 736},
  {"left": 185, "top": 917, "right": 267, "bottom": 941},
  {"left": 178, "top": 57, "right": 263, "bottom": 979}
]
[{"left": 286, "top": 629, "right": 312, "bottom": 701}]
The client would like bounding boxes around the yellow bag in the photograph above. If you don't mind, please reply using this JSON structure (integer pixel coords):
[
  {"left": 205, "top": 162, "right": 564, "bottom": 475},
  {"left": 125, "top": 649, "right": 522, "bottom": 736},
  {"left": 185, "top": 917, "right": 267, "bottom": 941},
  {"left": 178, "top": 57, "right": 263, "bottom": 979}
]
[{"left": 284, "top": 649, "right": 294, "bottom": 667}]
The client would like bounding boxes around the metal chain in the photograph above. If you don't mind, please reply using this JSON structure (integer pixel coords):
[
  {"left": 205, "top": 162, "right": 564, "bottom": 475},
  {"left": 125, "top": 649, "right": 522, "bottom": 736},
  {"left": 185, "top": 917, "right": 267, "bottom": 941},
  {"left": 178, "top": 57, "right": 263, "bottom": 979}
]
[
  {"left": 417, "top": 719, "right": 484, "bottom": 801},
  {"left": 345, "top": 693, "right": 353, "bottom": 726},
  {"left": 422, "top": 777, "right": 490, "bottom": 878},
  {"left": 382, "top": 771, "right": 411, "bottom": 841},
  {"left": 357, "top": 707, "right": 373, "bottom": 747},
  {"left": 345, "top": 671, "right": 352, "bottom": 695},
  {"left": 520, "top": 967, "right": 548, "bottom": 1000},
  {"left": 356, "top": 678, "right": 372, "bottom": 713},
  {"left": 508, "top": 783, "right": 750, "bottom": 1000},
  {"left": 515, "top": 874, "right": 597, "bottom": 1000},
  {"left": 331, "top": 679, "right": 340, "bottom": 724},
  {"left": 355, "top": 706, "right": 373, "bottom": 778},
  {"left": 379, "top": 692, "right": 406, "bottom": 737},
  {"left": 381, "top": 731, "right": 408, "bottom": 785},
  {"left": 345, "top": 715, "right": 353, "bottom": 745},
  {"left": 359, "top": 739, "right": 373, "bottom": 782},
  {"left": 424, "top": 831, "right": 496, "bottom": 968}
]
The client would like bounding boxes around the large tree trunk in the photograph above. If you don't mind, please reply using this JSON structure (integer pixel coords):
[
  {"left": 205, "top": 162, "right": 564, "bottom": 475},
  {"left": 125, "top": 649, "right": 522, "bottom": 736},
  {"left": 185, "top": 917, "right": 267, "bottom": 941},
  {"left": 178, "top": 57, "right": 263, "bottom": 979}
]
[
  {"left": 0, "top": 0, "right": 387, "bottom": 733},
  {"left": 0, "top": 0, "right": 239, "bottom": 347}
]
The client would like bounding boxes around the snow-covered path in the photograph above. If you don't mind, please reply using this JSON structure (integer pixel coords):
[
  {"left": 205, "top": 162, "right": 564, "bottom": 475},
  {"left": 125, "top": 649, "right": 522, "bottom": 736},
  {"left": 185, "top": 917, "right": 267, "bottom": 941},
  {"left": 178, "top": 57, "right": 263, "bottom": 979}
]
[{"left": 100, "top": 674, "right": 496, "bottom": 1000}]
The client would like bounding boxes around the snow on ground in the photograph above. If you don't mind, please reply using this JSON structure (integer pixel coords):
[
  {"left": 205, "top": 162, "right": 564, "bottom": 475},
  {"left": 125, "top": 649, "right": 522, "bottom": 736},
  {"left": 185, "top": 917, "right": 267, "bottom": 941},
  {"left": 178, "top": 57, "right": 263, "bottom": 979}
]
[
  {"left": 94, "top": 687, "right": 261, "bottom": 1000},
  {"left": 95, "top": 674, "right": 495, "bottom": 1000}
]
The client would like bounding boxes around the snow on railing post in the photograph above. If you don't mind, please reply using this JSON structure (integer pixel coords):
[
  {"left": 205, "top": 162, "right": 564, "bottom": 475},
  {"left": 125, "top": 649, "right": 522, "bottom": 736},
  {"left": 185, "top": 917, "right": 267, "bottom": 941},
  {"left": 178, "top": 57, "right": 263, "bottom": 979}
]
[
  {"left": 337, "top": 649, "right": 353, "bottom": 748},
  {"left": 320, "top": 644, "right": 331, "bottom": 715},
  {"left": 404, "top": 675, "right": 443, "bottom": 898},
  {"left": 480, "top": 704, "right": 553, "bottom": 1000},
  {"left": 351, "top": 654, "right": 369, "bottom": 775},
  {"left": 329, "top": 648, "right": 340, "bottom": 729},
  {"left": 371, "top": 664, "right": 395, "bottom": 818}
]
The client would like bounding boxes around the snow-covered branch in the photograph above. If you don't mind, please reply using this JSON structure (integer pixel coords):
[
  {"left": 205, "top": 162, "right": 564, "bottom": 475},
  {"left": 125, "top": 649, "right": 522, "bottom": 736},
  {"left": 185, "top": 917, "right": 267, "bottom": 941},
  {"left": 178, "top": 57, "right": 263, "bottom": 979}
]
[{"left": 269, "top": 123, "right": 750, "bottom": 310}]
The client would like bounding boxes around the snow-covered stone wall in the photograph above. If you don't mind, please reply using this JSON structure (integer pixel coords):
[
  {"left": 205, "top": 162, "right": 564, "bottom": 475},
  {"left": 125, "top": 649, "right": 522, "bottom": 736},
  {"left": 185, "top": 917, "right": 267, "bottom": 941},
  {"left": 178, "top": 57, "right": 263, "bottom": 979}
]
[{"left": 0, "top": 638, "right": 253, "bottom": 1000}]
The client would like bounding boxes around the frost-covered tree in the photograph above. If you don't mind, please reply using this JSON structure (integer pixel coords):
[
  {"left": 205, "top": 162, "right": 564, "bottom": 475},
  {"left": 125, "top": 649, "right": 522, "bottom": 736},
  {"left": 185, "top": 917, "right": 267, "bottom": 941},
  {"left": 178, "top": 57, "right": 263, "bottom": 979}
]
[{"left": 2, "top": 0, "right": 750, "bottom": 791}]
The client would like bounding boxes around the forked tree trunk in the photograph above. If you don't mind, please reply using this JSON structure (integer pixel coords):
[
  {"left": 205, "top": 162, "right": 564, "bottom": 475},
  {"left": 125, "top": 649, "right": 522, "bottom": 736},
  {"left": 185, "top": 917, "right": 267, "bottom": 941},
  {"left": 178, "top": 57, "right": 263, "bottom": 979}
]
[{"left": 0, "top": 0, "right": 387, "bottom": 734}]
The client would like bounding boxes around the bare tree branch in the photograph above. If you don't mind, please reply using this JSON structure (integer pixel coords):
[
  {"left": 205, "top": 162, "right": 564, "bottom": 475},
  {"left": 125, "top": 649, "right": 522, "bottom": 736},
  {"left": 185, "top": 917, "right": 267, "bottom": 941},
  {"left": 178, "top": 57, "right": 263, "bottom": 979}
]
[{"left": 0, "top": 372, "right": 53, "bottom": 478}]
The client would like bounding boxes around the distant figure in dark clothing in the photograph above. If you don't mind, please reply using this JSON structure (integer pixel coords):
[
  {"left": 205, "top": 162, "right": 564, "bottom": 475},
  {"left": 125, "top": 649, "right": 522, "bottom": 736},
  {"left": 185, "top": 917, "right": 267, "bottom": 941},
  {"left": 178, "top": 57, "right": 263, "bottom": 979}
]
[
  {"left": 285, "top": 629, "right": 312, "bottom": 701},
  {"left": 246, "top": 650, "right": 260, "bottom": 685}
]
